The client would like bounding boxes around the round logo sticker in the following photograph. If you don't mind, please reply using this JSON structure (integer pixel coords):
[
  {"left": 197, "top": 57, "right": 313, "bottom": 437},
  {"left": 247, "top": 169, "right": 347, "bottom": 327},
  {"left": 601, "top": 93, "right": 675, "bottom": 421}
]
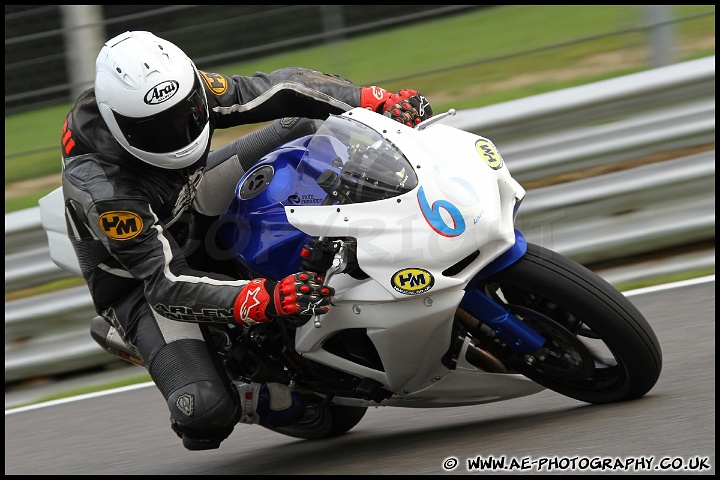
[
  {"left": 391, "top": 268, "right": 435, "bottom": 295},
  {"left": 98, "top": 211, "right": 144, "bottom": 240},
  {"left": 475, "top": 139, "right": 503, "bottom": 170}
]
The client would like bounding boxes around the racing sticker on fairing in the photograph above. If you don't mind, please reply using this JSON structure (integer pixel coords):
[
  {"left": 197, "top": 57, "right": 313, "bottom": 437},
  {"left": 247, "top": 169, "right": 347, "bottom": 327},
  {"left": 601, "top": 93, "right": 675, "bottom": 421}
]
[
  {"left": 391, "top": 268, "right": 435, "bottom": 295},
  {"left": 99, "top": 211, "right": 143, "bottom": 240},
  {"left": 475, "top": 139, "right": 503, "bottom": 169}
]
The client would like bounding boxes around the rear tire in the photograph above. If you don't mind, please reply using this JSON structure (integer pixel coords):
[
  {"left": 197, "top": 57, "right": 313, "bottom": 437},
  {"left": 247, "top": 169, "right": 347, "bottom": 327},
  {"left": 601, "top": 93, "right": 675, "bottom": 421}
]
[
  {"left": 266, "top": 402, "right": 367, "bottom": 440},
  {"left": 473, "top": 243, "right": 662, "bottom": 404}
]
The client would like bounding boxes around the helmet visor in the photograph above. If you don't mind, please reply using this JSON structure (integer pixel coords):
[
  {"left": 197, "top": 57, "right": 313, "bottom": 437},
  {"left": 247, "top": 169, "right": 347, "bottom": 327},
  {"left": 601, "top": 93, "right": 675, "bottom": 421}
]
[{"left": 112, "top": 74, "right": 209, "bottom": 154}]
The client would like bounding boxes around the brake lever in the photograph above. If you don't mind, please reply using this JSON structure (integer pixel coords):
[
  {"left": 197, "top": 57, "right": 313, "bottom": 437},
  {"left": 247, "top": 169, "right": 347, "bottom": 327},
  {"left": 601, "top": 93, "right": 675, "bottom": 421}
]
[
  {"left": 415, "top": 108, "right": 456, "bottom": 131},
  {"left": 314, "top": 239, "right": 348, "bottom": 328}
]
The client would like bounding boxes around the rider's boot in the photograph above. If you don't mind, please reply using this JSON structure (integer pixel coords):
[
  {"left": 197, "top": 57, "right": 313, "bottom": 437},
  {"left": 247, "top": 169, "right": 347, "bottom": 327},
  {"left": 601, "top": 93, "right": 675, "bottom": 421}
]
[{"left": 236, "top": 382, "right": 305, "bottom": 428}]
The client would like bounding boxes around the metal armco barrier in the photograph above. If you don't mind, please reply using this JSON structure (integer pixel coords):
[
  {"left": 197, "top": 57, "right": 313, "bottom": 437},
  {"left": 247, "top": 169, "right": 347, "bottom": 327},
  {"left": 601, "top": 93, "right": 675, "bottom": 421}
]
[{"left": 5, "top": 56, "right": 715, "bottom": 383}]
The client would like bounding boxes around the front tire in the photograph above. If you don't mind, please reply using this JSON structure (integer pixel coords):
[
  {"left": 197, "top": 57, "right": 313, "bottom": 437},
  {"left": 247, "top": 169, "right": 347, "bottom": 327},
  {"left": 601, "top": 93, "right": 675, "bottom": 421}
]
[{"left": 473, "top": 243, "right": 662, "bottom": 404}]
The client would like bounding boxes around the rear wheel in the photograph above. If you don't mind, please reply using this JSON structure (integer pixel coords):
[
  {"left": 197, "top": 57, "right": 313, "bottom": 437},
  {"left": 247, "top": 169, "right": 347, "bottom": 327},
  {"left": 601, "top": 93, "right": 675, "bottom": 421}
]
[
  {"left": 266, "top": 400, "right": 368, "bottom": 440},
  {"left": 473, "top": 243, "right": 662, "bottom": 404}
]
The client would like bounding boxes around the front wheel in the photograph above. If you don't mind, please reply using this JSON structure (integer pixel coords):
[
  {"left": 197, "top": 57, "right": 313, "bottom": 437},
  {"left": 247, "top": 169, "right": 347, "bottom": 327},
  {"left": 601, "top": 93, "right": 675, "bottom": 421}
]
[{"left": 473, "top": 243, "right": 662, "bottom": 404}]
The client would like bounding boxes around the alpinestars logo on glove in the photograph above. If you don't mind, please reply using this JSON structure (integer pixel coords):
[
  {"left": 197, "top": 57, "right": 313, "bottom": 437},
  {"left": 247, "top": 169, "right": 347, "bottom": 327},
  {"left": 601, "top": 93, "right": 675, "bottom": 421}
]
[
  {"left": 239, "top": 286, "right": 262, "bottom": 322},
  {"left": 237, "top": 279, "right": 271, "bottom": 324},
  {"left": 416, "top": 94, "right": 430, "bottom": 119}
]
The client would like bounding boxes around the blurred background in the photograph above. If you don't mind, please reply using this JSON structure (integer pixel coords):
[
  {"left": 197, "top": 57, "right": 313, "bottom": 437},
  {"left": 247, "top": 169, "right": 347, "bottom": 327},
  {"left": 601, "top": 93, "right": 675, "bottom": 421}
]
[
  {"left": 6, "top": 5, "right": 484, "bottom": 114},
  {"left": 3, "top": 5, "right": 715, "bottom": 112},
  {"left": 4, "top": 5, "right": 715, "bottom": 401},
  {"left": 5, "top": 5, "right": 715, "bottom": 207}
]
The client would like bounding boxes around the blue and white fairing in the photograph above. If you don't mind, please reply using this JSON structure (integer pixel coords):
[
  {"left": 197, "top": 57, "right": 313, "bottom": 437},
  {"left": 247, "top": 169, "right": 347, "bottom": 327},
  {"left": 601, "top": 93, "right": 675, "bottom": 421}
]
[
  {"left": 220, "top": 108, "right": 526, "bottom": 299},
  {"left": 220, "top": 108, "right": 540, "bottom": 396}
]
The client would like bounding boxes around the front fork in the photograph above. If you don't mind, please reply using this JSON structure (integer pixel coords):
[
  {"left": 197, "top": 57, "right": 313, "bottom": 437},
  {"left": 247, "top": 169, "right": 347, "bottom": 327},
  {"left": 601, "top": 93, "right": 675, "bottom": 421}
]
[
  {"left": 457, "top": 230, "right": 548, "bottom": 363},
  {"left": 458, "top": 289, "right": 546, "bottom": 356}
]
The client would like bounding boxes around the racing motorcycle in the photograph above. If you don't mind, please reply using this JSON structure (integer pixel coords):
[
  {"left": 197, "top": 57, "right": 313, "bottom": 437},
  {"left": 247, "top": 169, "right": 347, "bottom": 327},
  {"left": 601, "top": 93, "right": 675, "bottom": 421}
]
[{"left": 40, "top": 107, "right": 662, "bottom": 440}]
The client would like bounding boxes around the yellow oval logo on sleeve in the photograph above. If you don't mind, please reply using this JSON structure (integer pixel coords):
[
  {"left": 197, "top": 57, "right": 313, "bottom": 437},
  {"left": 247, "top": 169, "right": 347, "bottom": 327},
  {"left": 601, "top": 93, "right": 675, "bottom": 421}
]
[
  {"left": 475, "top": 139, "right": 503, "bottom": 170},
  {"left": 199, "top": 70, "right": 228, "bottom": 96},
  {"left": 98, "top": 211, "right": 144, "bottom": 240}
]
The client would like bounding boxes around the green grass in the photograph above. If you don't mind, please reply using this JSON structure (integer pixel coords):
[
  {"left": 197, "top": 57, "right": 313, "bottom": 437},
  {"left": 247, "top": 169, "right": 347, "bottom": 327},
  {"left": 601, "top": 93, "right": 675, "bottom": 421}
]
[
  {"left": 5, "top": 185, "right": 60, "bottom": 213},
  {"left": 6, "top": 371, "right": 152, "bottom": 410},
  {"left": 613, "top": 267, "right": 715, "bottom": 293},
  {"left": 4, "top": 5, "right": 715, "bottom": 212},
  {"left": 5, "top": 276, "right": 87, "bottom": 301}
]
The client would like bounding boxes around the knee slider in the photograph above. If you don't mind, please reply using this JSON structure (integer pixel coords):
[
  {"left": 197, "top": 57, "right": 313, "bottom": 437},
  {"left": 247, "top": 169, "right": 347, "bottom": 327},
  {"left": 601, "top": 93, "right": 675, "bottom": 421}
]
[{"left": 168, "top": 380, "right": 240, "bottom": 450}]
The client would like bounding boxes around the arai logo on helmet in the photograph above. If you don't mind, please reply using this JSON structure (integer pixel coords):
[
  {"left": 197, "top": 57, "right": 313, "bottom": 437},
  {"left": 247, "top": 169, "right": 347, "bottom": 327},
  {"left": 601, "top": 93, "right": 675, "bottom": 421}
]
[{"left": 144, "top": 80, "right": 180, "bottom": 105}]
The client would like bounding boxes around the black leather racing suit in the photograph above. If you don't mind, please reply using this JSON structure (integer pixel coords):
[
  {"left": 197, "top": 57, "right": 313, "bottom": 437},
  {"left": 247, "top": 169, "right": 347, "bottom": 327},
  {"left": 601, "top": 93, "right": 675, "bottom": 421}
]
[{"left": 61, "top": 68, "right": 367, "bottom": 449}]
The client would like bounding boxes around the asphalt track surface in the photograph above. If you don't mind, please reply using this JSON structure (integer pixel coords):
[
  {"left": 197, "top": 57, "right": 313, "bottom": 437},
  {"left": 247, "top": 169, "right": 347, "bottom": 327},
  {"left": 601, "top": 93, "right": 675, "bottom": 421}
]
[{"left": 5, "top": 278, "right": 715, "bottom": 475}]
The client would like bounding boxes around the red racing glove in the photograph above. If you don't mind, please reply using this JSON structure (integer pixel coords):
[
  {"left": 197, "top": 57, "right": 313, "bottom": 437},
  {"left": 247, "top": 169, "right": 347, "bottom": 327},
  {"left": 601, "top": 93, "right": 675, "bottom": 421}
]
[
  {"left": 233, "top": 272, "right": 335, "bottom": 325},
  {"left": 360, "top": 86, "right": 433, "bottom": 127}
]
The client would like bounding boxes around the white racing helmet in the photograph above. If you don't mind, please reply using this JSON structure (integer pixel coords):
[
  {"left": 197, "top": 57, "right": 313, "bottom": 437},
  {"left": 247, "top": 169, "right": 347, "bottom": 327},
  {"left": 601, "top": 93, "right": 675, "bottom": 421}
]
[{"left": 95, "top": 31, "right": 210, "bottom": 169}]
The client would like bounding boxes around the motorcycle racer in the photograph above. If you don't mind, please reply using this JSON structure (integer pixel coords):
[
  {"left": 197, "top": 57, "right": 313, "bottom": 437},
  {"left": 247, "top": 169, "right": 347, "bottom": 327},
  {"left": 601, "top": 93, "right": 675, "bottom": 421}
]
[{"left": 60, "top": 30, "right": 432, "bottom": 451}]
